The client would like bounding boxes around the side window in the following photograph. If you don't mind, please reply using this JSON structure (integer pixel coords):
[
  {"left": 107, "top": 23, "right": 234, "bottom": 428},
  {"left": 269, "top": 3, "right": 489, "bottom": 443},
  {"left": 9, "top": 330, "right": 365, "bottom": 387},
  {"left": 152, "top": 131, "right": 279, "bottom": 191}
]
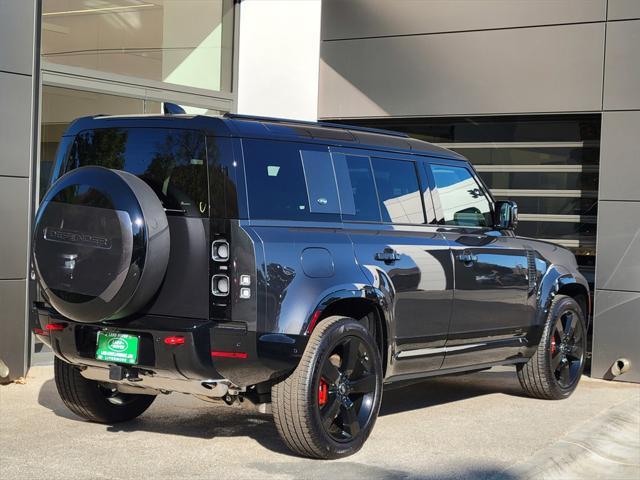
[
  {"left": 371, "top": 158, "right": 425, "bottom": 224},
  {"left": 300, "top": 150, "right": 341, "bottom": 215},
  {"left": 207, "top": 136, "right": 240, "bottom": 219},
  {"left": 429, "top": 164, "right": 492, "bottom": 227},
  {"left": 243, "top": 139, "right": 339, "bottom": 221},
  {"left": 333, "top": 153, "right": 381, "bottom": 222}
]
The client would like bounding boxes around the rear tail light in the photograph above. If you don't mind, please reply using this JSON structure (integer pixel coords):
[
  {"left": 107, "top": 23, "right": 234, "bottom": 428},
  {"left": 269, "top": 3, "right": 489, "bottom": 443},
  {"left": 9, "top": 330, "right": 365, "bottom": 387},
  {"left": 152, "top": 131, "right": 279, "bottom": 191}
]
[
  {"left": 45, "top": 323, "right": 66, "bottom": 331},
  {"left": 211, "top": 351, "right": 248, "bottom": 359},
  {"left": 211, "top": 240, "right": 230, "bottom": 262},
  {"left": 306, "top": 310, "right": 322, "bottom": 334},
  {"left": 33, "top": 327, "right": 48, "bottom": 336},
  {"left": 164, "top": 336, "right": 185, "bottom": 345},
  {"left": 211, "top": 274, "right": 230, "bottom": 296}
]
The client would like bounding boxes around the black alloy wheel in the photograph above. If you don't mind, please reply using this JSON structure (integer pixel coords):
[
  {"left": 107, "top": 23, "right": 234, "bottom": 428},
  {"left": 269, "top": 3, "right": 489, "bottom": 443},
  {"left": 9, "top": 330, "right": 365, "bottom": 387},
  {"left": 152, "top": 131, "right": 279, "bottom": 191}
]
[
  {"left": 550, "top": 308, "right": 585, "bottom": 389},
  {"left": 317, "top": 335, "right": 378, "bottom": 442},
  {"left": 517, "top": 295, "right": 587, "bottom": 400},
  {"left": 272, "top": 316, "right": 383, "bottom": 459}
]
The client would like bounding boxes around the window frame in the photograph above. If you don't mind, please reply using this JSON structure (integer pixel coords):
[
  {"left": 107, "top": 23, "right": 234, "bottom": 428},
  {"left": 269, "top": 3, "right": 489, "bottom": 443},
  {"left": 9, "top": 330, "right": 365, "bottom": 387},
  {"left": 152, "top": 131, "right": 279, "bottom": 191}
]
[
  {"left": 330, "top": 146, "right": 435, "bottom": 227},
  {"left": 424, "top": 158, "right": 496, "bottom": 230},
  {"left": 370, "top": 156, "right": 427, "bottom": 226}
]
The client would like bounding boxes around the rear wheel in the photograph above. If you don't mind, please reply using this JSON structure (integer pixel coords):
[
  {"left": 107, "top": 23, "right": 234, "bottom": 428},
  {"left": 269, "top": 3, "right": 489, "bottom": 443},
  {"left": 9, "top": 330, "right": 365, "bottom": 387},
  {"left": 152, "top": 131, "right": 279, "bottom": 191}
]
[
  {"left": 517, "top": 295, "right": 587, "bottom": 399},
  {"left": 54, "top": 357, "right": 156, "bottom": 423},
  {"left": 272, "top": 316, "right": 383, "bottom": 459}
]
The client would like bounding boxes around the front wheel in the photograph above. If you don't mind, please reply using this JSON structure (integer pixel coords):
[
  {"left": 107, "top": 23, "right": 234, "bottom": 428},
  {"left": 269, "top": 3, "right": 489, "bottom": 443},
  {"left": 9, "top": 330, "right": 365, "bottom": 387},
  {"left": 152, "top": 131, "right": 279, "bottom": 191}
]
[
  {"left": 517, "top": 295, "right": 587, "bottom": 400},
  {"left": 54, "top": 357, "right": 156, "bottom": 423},
  {"left": 272, "top": 316, "right": 383, "bottom": 459}
]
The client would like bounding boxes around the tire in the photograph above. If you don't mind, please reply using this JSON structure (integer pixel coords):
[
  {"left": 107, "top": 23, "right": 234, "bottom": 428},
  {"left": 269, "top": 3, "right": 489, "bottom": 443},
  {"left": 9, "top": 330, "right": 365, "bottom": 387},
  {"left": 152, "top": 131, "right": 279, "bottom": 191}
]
[
  {"left": 272, "top": 316, "right": 383, "bottom": 459},
  {"left": 33, "top": 166, "right": 170, "bottom": 323},
  {"left": 517, "top": 295, "right": 587, "bottom": 400},
  {"left": 54, "top": 357, "right": 156, "bottom": 423}
]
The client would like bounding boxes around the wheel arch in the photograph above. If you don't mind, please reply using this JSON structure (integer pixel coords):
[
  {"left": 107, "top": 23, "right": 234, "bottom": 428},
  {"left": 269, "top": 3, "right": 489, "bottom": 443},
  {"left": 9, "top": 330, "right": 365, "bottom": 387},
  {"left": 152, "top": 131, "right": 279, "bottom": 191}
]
[
  {"left": 305, "top": 288, "right": 392, "bottom": 377},
  {"left": 537, "top": 265, "right": 591, "bottom": 331}
]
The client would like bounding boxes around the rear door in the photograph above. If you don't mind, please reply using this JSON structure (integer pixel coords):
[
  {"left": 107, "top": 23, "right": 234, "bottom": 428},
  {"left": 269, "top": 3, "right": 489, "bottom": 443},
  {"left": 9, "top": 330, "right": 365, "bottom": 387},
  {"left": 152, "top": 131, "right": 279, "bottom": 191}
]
[
  {"left": 425, "top": 160, "right": 532, "bottom": 368},
  {"left": 332, "top": 148, "right": 454, "bottom": 376},
  {"left": 56, "top": 127, "right": 211, "bottom": 319}
]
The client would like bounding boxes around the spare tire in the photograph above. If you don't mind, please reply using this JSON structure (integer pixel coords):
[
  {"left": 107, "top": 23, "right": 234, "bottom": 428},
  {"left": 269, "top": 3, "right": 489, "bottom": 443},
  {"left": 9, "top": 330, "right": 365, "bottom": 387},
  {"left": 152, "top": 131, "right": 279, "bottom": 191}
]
[{"left": 33, "top": 166, "right": 170, "bottom": 323}]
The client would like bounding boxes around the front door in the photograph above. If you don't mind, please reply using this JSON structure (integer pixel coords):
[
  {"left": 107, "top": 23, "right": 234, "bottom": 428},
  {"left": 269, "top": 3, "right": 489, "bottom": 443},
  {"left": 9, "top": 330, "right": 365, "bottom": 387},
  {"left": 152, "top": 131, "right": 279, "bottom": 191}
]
[
  {"left": 331, "top": 149, "right": 454, "bottom": 376},
  {"left": 426, "top": 161, "right": 531, "bottom": 368}
]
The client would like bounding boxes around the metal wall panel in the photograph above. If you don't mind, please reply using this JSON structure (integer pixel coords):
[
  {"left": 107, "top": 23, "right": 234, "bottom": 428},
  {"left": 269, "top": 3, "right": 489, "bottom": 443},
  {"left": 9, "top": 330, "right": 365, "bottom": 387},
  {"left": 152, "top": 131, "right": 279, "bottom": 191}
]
[
  {"left": 0, "top": 0, "right": 37, "bottom": 381},
  {"left": 0, "top": 177, "right": 30, "bottom": 280},
  {"left": 319, "top": 23, "right": 605, "bottom": 118},
  {"left": 0, "top": 72, "right": 34, "bottom": 178},
  {"left": 591, "top": 290, "right": 640, "bottom": 383},
  {"left": 595, "top": 201, "right": 640, "bottom": 291},
  {"left": 599, "top": 111, "right": 640, "bottom": 202},
  {"left": 603, "top": 20, "right": 640, "bottom": 110},
  {"left": 0, "top": 280, "right": 27, "bottom": 382},
  {"left": 322, "top": 0, "right": 606, "bottom": 40},
  {"left": 608, "top": 0, "right": 640, "bottom": 20},
  {"left": 0, "top": 0, "right": 36, "bottom": 75}
]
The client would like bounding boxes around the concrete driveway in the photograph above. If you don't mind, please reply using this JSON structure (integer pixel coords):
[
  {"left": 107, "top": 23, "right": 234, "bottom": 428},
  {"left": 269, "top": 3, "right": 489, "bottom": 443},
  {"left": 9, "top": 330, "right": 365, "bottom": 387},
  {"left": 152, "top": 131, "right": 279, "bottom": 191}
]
[{"left": 1, "top": 366, "right": 638, "bottom": 479}]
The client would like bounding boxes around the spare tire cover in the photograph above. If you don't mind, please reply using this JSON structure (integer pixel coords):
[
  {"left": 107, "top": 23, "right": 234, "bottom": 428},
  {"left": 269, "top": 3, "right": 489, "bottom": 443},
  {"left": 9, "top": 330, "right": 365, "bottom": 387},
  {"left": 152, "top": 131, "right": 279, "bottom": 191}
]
[{"left": 33, "top": 166, "right": 170, "bottom": 323}]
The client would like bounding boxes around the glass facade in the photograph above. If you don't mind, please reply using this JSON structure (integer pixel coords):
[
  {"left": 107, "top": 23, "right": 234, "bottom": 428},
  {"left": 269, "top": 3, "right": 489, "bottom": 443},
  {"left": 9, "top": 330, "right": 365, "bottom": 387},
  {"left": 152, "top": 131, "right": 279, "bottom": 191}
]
[
  {"left": 337, "top": 116, "right": 600, "bottom": 286},
  {"left": 36, "top": 0, "right": 233, "bottom": 364},
  {"left": 41, "top": 0, "right": 233, "bottom": 93},
  {"left": 40, "top": 86, "right": 162, "bottom": 196}
]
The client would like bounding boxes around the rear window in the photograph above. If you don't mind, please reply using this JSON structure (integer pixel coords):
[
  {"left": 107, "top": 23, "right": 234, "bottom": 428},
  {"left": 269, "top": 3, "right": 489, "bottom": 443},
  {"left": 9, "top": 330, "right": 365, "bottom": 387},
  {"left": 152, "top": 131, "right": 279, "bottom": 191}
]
[{"left": 63, "top": 128, "right": 208, "bottom": 217}]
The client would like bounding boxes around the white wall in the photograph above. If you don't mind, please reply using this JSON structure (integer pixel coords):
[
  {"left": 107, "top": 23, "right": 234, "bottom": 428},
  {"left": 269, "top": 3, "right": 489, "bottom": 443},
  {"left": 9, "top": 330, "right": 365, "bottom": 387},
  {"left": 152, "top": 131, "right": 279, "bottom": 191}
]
[{"left": 236, "top": 0, "right": 321, "bottom": 121}]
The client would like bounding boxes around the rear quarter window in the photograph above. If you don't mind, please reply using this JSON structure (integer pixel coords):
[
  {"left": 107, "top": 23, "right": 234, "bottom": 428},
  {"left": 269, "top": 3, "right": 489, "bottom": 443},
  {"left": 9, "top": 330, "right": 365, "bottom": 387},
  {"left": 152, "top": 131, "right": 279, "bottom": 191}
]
[
  {"left": 64, "top": 128, "right": 208, "bottom": 217},
  {"left": 243, "top": 139, "right": 340, "bottom": 222}
]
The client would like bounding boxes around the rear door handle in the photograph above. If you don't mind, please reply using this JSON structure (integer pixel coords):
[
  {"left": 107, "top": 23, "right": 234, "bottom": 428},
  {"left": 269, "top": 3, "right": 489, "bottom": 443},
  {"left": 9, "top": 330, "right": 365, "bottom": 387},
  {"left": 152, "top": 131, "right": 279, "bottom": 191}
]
[
  {"left": 375, "top": 249, "right": 400, "bottom": 264},
  {"left": 457, "top": 252, "right": 477, "bottom": 263}
]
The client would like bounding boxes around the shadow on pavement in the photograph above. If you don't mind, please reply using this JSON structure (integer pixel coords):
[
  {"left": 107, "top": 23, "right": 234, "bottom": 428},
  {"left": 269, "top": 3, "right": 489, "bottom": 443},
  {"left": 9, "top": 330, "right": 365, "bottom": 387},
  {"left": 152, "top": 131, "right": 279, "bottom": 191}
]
[
  {"left": 37, "top": 368, "right": 525, "bottom": 459},
  {"left": 248, "top": 461, "right": 521, "bottom": 480},
  {"left": 37, "top": 376, "right": 291, "bottom": 454},
  {"left": 380, "top": 369, "right": 525, "bottom": 417}
]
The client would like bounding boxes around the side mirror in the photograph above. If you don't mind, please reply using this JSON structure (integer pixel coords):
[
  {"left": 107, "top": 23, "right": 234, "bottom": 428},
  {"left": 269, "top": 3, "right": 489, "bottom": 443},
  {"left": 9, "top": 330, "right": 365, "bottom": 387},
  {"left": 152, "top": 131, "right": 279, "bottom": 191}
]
[{"left": 494, "top": 200, "right": 518, "bottom": 230}]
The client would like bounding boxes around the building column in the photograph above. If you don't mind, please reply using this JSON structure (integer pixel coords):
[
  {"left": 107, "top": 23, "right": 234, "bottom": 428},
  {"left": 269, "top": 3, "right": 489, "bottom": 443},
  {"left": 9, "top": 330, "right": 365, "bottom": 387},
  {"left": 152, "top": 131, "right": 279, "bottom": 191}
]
[
  {"left": 591, "top": 6, "right": 640, "bottom": 383},
  {"left": 0, "top": 0, "right": 40, "bottom": 382},
  {"left": 236, "top": 0, "right": 321, "bottom": 120}
]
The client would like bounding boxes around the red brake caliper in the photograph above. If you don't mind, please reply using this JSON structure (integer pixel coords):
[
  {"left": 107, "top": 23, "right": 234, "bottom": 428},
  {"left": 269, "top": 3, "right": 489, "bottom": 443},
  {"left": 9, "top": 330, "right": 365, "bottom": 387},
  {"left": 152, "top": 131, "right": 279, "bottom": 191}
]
[
  {"left": 551, "top": 337, "right": 557, "bottom": 355},
  {"left": 318, "top": 379, "right": 328, "bottom": 406}
]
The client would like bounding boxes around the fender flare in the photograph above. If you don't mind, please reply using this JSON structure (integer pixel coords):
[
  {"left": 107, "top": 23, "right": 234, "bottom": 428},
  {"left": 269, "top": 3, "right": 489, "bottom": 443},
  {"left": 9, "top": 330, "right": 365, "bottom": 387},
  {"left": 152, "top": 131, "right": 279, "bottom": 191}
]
[
  {"left": 303, "top": 285, "right": 394, "bottom": 336},
  {"left": 535, "top": 264, "right": 590, "bottom": 333}
]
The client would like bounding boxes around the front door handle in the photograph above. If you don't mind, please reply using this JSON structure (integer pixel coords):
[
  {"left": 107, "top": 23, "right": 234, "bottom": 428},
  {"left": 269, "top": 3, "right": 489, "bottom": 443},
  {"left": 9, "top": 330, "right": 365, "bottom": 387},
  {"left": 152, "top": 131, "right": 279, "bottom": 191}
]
[
  {"left": 375, "top": 249, "right": 400, "bottom": 264},
  {"left": 457, "top": 252, "right": 477, "bottom": 263}
]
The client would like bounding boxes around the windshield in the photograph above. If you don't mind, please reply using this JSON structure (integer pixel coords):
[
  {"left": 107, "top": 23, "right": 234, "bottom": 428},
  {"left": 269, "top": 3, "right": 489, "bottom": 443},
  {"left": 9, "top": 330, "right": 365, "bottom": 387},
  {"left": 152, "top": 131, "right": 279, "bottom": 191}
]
[{"left": 62, "top": 127, "right": 208, "bottom": 217}]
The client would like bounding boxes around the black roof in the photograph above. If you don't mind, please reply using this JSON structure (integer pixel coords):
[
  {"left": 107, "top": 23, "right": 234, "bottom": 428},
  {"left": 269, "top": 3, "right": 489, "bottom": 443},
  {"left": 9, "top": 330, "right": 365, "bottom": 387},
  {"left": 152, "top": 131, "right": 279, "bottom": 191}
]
[{"left": 63, "top": 113, "right": 464, "bottom": 160}]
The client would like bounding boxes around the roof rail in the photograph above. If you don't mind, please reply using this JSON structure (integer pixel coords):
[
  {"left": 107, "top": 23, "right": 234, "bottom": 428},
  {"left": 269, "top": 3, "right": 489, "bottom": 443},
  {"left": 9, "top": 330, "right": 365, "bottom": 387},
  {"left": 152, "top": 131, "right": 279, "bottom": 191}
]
[{"left": 223, "top": 112, "right": 409, "bottom": 138}]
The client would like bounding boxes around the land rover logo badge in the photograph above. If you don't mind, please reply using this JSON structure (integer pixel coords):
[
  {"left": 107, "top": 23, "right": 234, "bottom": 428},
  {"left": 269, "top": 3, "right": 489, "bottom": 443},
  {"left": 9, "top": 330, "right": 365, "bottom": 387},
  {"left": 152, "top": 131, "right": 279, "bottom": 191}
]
[{"left": 108, "top": 338, "right": 128, "bottom": 352}]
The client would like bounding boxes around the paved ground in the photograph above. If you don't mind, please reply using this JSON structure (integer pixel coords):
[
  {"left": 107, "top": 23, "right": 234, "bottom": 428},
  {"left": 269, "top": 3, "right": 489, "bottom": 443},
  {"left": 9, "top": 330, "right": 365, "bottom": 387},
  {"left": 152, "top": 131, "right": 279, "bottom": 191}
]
[{"left": 1, "top": 366, "right": 638, "bottom": 480}]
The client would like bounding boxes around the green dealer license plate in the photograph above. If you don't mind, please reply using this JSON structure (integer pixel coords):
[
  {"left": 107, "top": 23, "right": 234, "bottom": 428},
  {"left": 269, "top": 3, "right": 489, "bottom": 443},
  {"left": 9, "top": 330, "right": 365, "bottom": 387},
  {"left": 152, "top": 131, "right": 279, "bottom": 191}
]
[{"left": 96, "top": 331, "right": 139, "bottom": 365}]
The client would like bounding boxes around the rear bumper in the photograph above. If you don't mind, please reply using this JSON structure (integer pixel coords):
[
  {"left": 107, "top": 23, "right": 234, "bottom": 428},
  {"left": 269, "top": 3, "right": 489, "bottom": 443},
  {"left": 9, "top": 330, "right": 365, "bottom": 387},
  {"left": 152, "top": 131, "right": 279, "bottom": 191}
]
[{"left": 34, "top": 304, "right": 308, "bottom": 389}]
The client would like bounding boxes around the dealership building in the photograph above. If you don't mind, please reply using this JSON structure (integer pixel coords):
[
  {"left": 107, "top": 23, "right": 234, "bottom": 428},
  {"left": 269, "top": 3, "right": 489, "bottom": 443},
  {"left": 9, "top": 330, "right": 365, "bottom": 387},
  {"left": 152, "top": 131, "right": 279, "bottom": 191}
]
[{"left": 0, "top": 0, "right": 638, "bottom": 382}]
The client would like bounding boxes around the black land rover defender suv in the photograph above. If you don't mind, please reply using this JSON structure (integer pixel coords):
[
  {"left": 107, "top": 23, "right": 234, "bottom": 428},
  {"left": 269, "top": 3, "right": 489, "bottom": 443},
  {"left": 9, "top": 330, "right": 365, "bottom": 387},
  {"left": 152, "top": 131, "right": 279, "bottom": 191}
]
[{"left": 33, "top": 113, "right": 590, "bottom": 459}]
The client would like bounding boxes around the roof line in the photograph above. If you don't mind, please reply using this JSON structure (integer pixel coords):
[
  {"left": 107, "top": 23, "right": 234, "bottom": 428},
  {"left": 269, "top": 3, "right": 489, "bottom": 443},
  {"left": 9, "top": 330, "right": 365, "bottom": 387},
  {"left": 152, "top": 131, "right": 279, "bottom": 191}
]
[{"left": 223, "top": 112, "right": 410, "bottom": 138}]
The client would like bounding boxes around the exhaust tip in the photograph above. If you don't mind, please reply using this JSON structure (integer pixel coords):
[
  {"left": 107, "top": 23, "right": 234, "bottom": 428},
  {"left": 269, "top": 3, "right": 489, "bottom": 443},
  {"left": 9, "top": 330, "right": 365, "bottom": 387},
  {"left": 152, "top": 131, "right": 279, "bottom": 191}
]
[
  {"left": 611, "top": 358, "right": 631, "bottom": 377},
  {"left": 0, "top": 358, "right": 9, "bottom": 381}
]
